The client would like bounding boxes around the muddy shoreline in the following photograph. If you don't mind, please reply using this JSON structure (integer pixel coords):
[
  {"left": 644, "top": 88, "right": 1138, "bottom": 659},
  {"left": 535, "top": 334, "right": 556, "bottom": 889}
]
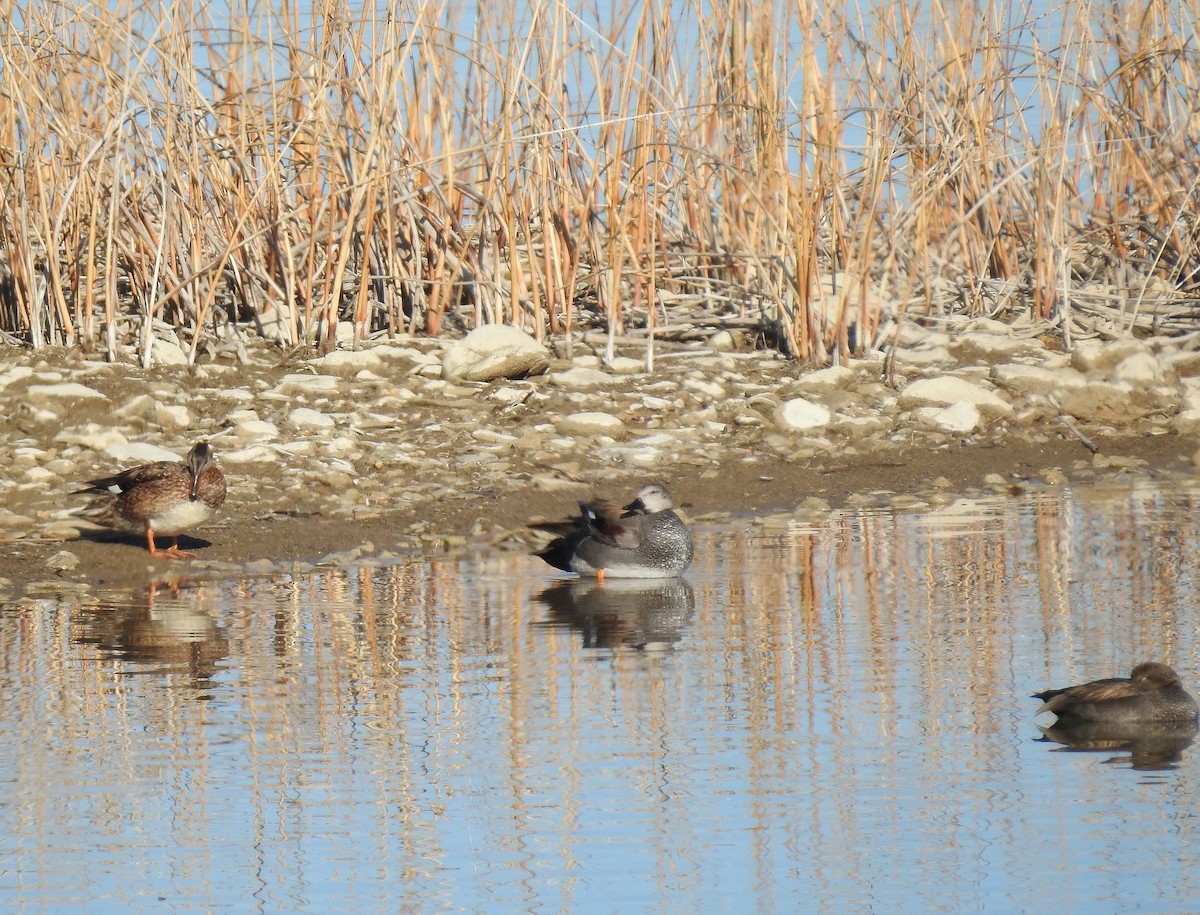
[
  {"left": 4, "top": 322, "right": 1200, "bottom": 595},
  {"left": 3, "top": 427, "right": 1194, "bottom": 595}
]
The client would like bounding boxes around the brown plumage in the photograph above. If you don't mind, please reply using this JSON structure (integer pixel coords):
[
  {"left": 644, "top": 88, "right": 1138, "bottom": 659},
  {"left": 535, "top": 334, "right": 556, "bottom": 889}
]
[
  {"left": 1032, "top": 662, "right": 1199, "bottom": 723},
  {"left": 78, "top": 442, "right": 227, "bottom": 559}
]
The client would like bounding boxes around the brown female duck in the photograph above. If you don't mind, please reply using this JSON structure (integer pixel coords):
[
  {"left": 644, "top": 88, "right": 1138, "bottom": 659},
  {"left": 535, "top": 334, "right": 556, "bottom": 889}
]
[
  {"left": 1032, "top": 662, "right": 1199, "bottom": 723},
  {"left": 78, "top": 442, "right": 227, "bottom": 559}
]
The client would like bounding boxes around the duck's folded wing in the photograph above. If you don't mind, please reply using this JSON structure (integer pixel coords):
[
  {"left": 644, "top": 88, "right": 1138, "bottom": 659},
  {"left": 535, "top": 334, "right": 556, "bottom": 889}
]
[
  {"left": 586, "top": 511, "right": 644, "bottom": 549},
  {"left": 1062, "top": 678, "right": 1140, "bottom": 702},
  {"left": 1037, "top": 676, "right": 1135, "bottom": 713},
  {"left": 83, "top": 461, "right": 182, "bottom": 494},
  {"left": 531, "top": 498, "right": 617, "bottom": 537}
]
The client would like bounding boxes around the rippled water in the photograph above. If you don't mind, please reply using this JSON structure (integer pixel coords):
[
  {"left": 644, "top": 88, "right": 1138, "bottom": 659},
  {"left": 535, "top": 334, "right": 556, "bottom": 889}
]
[{"left": 4, "top": 479, "right": 1200, "bottom": 913}]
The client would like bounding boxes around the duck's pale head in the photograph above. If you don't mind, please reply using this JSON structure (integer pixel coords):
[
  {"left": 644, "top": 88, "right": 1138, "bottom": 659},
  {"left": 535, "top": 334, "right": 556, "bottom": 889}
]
[{"left": 624, "top": 483, "right": 675, "bottom": 514}]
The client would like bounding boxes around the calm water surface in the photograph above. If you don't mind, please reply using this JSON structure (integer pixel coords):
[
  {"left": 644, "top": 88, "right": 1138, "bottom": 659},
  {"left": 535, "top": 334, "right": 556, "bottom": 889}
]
[{"left": 4, "top": 479, "right": 1200, "bottom": 913}]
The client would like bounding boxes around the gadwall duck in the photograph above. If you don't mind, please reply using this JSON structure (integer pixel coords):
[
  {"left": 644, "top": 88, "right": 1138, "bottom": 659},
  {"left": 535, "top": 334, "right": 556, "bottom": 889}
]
[
  {"left": 1032, "top": 662, "right": 1199, "bottom": 723},
  {"left": 535, "top": 483, "right": 693, "bottom": 580},
  {"left": 78, "top": 442, "right": 227, "bottom": 559}
]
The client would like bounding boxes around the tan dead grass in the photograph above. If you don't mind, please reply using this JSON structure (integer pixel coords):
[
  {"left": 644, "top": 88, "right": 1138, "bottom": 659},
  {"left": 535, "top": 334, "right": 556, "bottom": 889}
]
[{"left": 0, "top": 0, "right": 1197, "bottom": 365}]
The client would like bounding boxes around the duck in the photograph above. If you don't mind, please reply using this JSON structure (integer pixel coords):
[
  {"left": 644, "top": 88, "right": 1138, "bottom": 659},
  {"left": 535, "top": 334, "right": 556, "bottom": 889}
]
[
  {"left": 78, "top": 441, "right": 227, "bottom": 559},
  {"left": 534, "top": 482, "right": 693, "bottom": 580},
  {"left": 1032, "top": 662, "right": 1199, "bottom": 723}
]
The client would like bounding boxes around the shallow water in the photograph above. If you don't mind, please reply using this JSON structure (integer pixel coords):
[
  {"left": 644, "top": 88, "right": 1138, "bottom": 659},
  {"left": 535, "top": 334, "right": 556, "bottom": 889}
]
[{"left": 4, "top": 479, "right": 1200, "bottom": 913}]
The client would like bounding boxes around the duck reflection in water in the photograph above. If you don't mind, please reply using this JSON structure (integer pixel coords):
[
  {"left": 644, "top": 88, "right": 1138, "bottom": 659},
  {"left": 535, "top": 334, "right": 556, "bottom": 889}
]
[
  {"left": 536, "top": 578, "right": 696, "bottom": 652},
  {"left": 1036, "top": 719, "right": 1199, "bottom": 771},
  {"left": 74, "top": 578, "right": 229, "bottom": 689}
]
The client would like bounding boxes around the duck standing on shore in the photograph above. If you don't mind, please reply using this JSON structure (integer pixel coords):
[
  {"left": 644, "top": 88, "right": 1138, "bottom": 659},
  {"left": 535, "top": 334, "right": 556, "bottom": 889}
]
[
  {"left": 77, "top": 441, "right": 227, "bottom": 559},
  {"left": 1032, "top": 662, "right": 1199, "bottom": 723},
  {"left": 534, "top": 483, "right": 693, "bottom": 581}
]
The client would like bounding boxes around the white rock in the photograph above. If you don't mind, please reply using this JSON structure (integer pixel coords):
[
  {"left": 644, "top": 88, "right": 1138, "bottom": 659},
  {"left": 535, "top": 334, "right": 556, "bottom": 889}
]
[
  {"left": 55, "top": 425, "right": 128, "bottom": 450},
  {"left": 776, "top": 397, "right": 832, "bottom": 431},
  {"left": 1061, "top": 382, "right": 1154, "bottom": 424},
  {"left": 399, "top": 348, "right": 441, "bottom": 366},
  {"left": 641, "top": 395, "right": 673, "bottom": 410},
  {"left": 558, "top": 412, "right": 626, "bottom": 436},
  {"left": 912, "top": 402, "right": 981, "bottom": 433},
  {"left": 211, "top": 388, "right": 255, "bottom": 402},
  {"left": 0, "top": 366, "right": 33, "bottom": 388},
  {"left": 21, "top": 406, "right": 60, "bottom": 424},
  {"left": 598, "top": 442, "right": 669, "bottom": 466},
  {"left": 308, "top": 349, "right": 384, "bottom": 372},
  {"left": 104, "top": 442, "right": 185, "bottom": 464},
  {"left": 289, "top": 407, "right": 336, "bottom": 430},
  {"left": 830, "top": 415, "right": 892, "bottom": 438},
  {"left": 548, "top": 366, "right": 619, "bottom": 388},
  {"left": 895, "top": 327, "right": 951, "bottom": 347},
  {"left": 26, "top": 382, "right": 107, "bottom": 402},
  {"left": 990, "top": 364, "right": 1088, "bottom": 396},
  {"left": 487, "top": 385, "right": 534, "bottom": 405},
  {"left": 607, "top": 356, "right": 645, "bottom": 375},
  {"left": 627, "top": 450, "right": 665, "bottom": 466},
  {"left": 441, "top": 324, "right": 550, "bottom": 382},
  {"left": 472, "top": 428, "right": 518, "bottom": 443},
  {"left": 324, "top": 436, "right": 359, "bottom": 456},
  {"left": 154, "top": 404, "right": 191, "bottom": 430},
  {"left": 222, "top": 445, "right": 279, "bottom": 463},
  {"left": 796, "top": 366, "right": 854, "bottom": 393},
  {"left": 709, "top": 330, "right": 736, "bottom": 351},
  {"left": 1070, "top": 340, "right": 1148, "bottom": 373},
  {"left": 949, "top": 333, "right": 1044, "bottom": 362},
  {"left": 273, "top": 373, "right": 340, "bottom": 395},
  {"left": 11, "top": 448, "right": 47, "bottom": 467},
  {"left": 149, "top": 340, "right": 189, "bottom": 366},
  {"left": 635, "top": 432, "right": 676, "bottom": 448},
  {"left": 684, "top": 379, "right": 725, "bottom": 399},
  {"left": 1173, "top": 410, "right": 1200, "bottom": 434},
  {"left": 114, "top": 393, "right": 157, "bottom": 419},
  {"left": 962, "top": 317, "right": 1013, "bottom": 335},
  {"left": 45, "top": 459, "right": 78, "bottom": 476},
  {"left": 232, "top": 420, "right": 279, "bottom": 441},
  {"left": 890, "top": 346, "right": 953, "bottom": 367},
  {"left": 196, "top": 364, "right": 237, "bottom": 380},
  {"left": 46, "top": 550, "right": 80, "bottom": 571},
  {"left": 899, "top": 377, "right": 1012, "bottom": 418},
  {"left": 1113, "top": 351, "right": 1164, "bottom": 385},
  {"left": 264, "top": 442, "right": 310, "bottom": 459}
]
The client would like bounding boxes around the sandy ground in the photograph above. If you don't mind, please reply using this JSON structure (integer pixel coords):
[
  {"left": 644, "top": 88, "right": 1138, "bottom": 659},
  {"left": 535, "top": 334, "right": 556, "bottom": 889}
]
[{"left": 2, "top": 428, "right": 1194, "bottom": 594}]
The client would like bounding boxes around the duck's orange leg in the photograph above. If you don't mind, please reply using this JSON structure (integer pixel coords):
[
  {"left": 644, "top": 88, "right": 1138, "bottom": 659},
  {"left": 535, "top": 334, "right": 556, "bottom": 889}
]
[{"left": 147, "top": 530, "right": 195, "bottom": 560}]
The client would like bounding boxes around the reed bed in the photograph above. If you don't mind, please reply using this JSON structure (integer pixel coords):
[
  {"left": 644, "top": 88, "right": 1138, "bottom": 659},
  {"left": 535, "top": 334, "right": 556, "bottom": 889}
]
[{"left": 0, "top": 0, "right": 1197, "bottom": 366}]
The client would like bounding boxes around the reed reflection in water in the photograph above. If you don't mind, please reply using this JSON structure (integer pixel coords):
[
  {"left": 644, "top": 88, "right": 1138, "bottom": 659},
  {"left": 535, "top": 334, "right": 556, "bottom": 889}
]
[{"left": 3, "top": 479, "right": 1200, "bottom": 912}]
